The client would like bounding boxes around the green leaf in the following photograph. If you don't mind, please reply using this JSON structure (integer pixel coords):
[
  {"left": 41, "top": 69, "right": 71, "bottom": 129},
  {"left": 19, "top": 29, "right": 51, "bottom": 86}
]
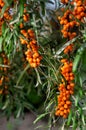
[
  {"left": 16, "top": 107, "right": 22, "bottom": 118},
  {"left": 0, "top": 5, "right": 8, "bottom": 17},
  {"left": 78, "top": 107, "right": 82, "bottom": 116},
  {"left": 3, "top": 28, "right": 9, "bottom": 38},
  {"left": 82, "top": 115, "right": 86, "bottom": 126},
  {"left": 3, "top": 0, "right": 13, "bottom": 6},
  {"left": 75, "top": 96, "right": 79, "bottom": 107},
  {"left": 1, "top": 22, "right": 6, "bottom": 34},
  {"left": 67, "top": 110, "right": 72, "bottom": 126},
  {"left": 19, "top": 0, "right": 24, "bottom": 17},
  {"left": 81, "top": 49, "right": 86, "bottom": 71},
  {"left": 34, "top": 112, "right": 48, "bottom": 124},
  {"left": 79, "top": 89, "right": 83, "bottom": 97},
  {"left": 73, "top": 53, "right": 82, "bottom": 73},
  {"left": 2, "top": 99, "right": 10, "bottom": 110},
  {"left": 72, "top": 114, "right": 77, "bottom": 130},
  {"left": 0, "top": 36, "right": 3, "bottom": 52},
  {"left": 35, "top": 68, "right": 42, "bottom": 85},
  {"left": 16, "top": 64, "right": 30, "bottom": 86}
]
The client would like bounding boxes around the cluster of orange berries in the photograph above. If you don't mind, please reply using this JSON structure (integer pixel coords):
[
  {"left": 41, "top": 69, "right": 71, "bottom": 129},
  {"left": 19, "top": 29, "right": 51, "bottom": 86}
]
[
  {"left": 20, "top": 28, "right": 42, "bottom": 68},
  {"left": 73, "top": 0, "right": 86, "bottom": 21},
  {"left": 0, "top": 0, "right": 4, "bottom": 7},
  {"left": 0, "top": 0, "right": 12, "bottom": 20},
  {"left": 64, "top": 43, "right": 74, "bottom": 54},
  {"left": 0, "top": 76, "right": 9, "bottom": 94},
  {"left": 0, "top": 0, "right": 4, "bottom": 35},
  {"left": 59, "top": 9, "right": 79, "bottom": 40},
  {"left": 0, "top": 0, "right": 12, "bottom": 35},
  {"left": 0, "top": 52, "right": 10, "bottom": 94},
  {"left": 20, "top": 8, "right": 42, "bottom": 68},
  {"left": 59, "top": 0, "right": 86, "bottom": 40},
  {"left": 60, "top": 59, "right": 74, "bottom": 82},
  {"left": 55, "top": 0, "right": 86, "bottom": 118},
  {"left": 55, "top": 59, "right": 75, "bottom": 118},
  {"left": 23, "top": 8, "right": 30, "bottom": 22},
  {"left": 0, "top": 52, "right": 10, "bottom": 72},
  {"left": 3, "top": 8, "right": 12, "bottom": 21},
  {"left": 60, "top": 0, "right": 86, "bottom": 59},
  {"left": 0, "top": 1, "right": 12, "bottom": 94},
  {"left": 55, "top": 0, "right": 85, "bottom": 119},
  {"left": 25, "top": 39, "right": 42, "bottom": 68}
]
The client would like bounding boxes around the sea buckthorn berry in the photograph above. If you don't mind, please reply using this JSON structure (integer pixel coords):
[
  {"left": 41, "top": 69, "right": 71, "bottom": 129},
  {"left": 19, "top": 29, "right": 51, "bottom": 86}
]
[
  {"left": 55, "top": 58, "right": 75, "bottom": 118},
  {"left": 19, "top": 14, "right": 42, "bottom": 68},
  {"left": 20, "top": 23, "right": 24, "bottom": 28}
]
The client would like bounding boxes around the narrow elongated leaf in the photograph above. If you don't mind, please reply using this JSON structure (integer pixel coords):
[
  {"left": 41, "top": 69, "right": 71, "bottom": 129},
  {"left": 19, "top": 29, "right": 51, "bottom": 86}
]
[
  {"left": 16, "top": 64, "right": 30, "bottom": 86},
  {"left": 82, "top": 115, "right": 86, "bottom": 125},
  {"left": 16, "top": 107, "right": 22, "bottom": 118},
  {"left": 72, "top": 114, "right": 77, "bottom": 130},
  {"left": 34, "top": 112, "right": 48, "bottom": 124},
  {"left": 1, "top": 22, "right": 6, "bottom": 34},
  {"left": 73, "top": 54, "right": 82, "bottom": 73},
  {"left": 0, "top": 37, "right": 3, "bottom": 52},
  {"left": 67, "top": 110, "right": 72, "bottom": 126},
  {"left": 3, "top": 0, "right": 13, "bottom": 6},
  {"left": 3, "top": 28, "right": 9, "bottom": 38},
  {"left": 19, "top": 0, "right": 24, "bottom": 17},
  {"left": 0, "top": 5, "right": 8, "bottom": 17},
  {"left": 75, "top": 96, "right": 79, "bottom": 106},
  {"left": 2, "top": 99, "right": 9, "bottom": 110}
]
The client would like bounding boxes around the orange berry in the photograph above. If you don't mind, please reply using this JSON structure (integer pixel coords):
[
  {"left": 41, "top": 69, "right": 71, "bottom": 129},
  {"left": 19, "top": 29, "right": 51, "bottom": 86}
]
[
  {"left": 66, "top": 101, "right": 71, "bottom": 105},
  {"left": 31, "top": 63, "right": 37, "bottom": 68},
  {"left": 20, "top": 23, "right": 24, "bottom": 28},
  {"left": 76, "top": 14, "right": 81, "bottom": 20},
  {"left": 69, "top": 90, "right": 74, "bottom": 95},
  {"left": 63, "top": 114, "right": 67, "bottom": 118},
  {"left": 80, "top": 12, "right": 85, "bottom": 17},
  {"left": 60, "top": 107, "right": 64, "bottom": 111},
  {"left": 64, "top": 104, "right": 68, "bottom": 109},
  {"left": 28, "top": 58, "right": 33, "bottom": 63},
  {"left": 23, "top": 14, "right": 29, "bottom": 22},
  {"left": 55, "top": 110, "right": 60, "bottom": 116},
  {"left": 60, "top": 111, "right": 64, "bottom": 116},
  {"left": 64, "top": 109, "right": 68, "bottom": 114},
  {"left": 76, "top": 1, "right": 82, "bottom": 6},
  {"left": 33, "top": 52, "right": 39, "bottom": 58}
]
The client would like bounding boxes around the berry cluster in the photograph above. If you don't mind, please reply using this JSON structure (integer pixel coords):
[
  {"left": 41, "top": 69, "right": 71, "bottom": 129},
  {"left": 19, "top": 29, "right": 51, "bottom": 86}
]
[
  {"left": 55, "top": 59, "right": 75, "bottom": 118},
  {"left": 0, "top": 52, "right": 10, "bottom": 94},
  {"left": 0, "top": 0, "right": 4, "bottom": 7},
  {"left": 20, "top": 28, "right": 42, "bottom": 68},
  {"left": 60, "top": 59, "right": 74, "bottom": 82},
  {"left": 55, "top": 2, "right": 85, "bottom": 117},
  {"left": 59, "top": 0, "right": 86, "bottom": 40},
  {"left": 59, "top": 10, "right": 79, "bottom": 40},
  {"left": 64, "top": 43, "right": 74, "bottom": 54},
  {"left": 0, "top": 0, "right": 12, "bottom": 20},
  {"left": 20, "top": 7, "right": 42, "bottom": 68},
  {"left": 0, "top": 0, "right": 12, "bottom": 35},
  {"left": 23, "top": 9, "right": 30, "bottom": 22},
  {"left": 0, "top": 0, "right": 4, "bottom": 35},
  {"left": 25, "top": 39, "right": 42, "bottom": 68},
  {"left": 73, "top": 0, "right": 86, "bottom": 21}
]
